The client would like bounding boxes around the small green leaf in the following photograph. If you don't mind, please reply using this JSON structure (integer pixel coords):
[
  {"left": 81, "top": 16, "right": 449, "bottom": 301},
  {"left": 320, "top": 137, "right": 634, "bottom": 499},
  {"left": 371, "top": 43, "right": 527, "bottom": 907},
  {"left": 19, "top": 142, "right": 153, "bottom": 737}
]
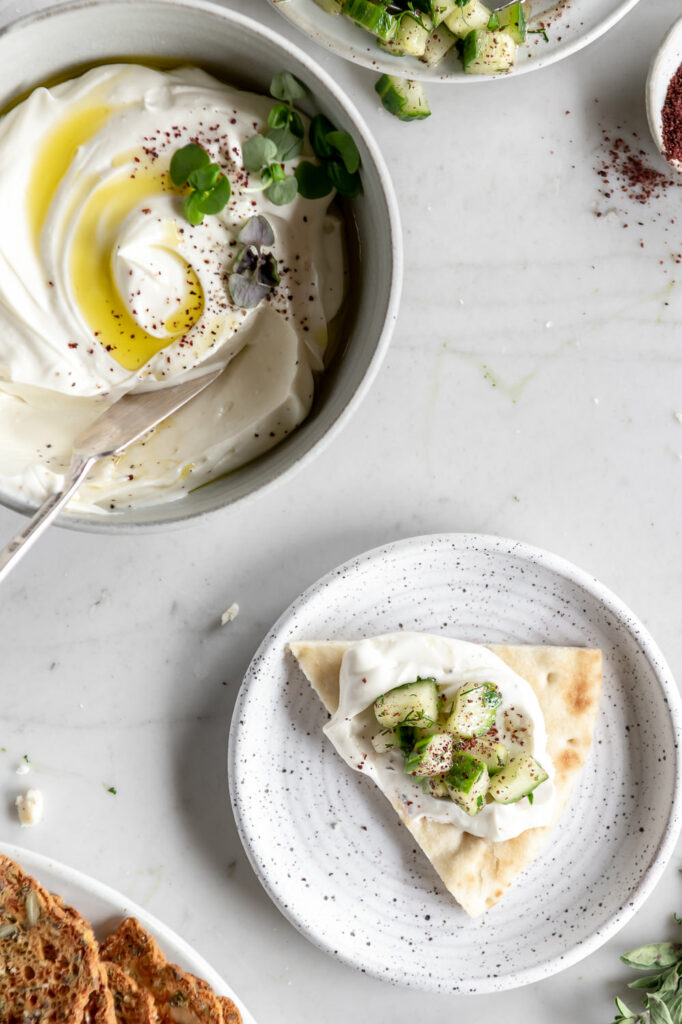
[
  {"left": 238, "top": 215, "right": 275, "bottom": 248},
  {"left": 628, "top": 971, "right": 669, "bottom": 990},
  {"left": 648, "top": 993, "right": 675, "bottom": 1024},
  {"left": 170, "top": 143, "right": 210, "bottom": 186},
  {"left": 187, "top": 163, "right": 221, "bottom": 191},
  {"left": 326, "top": 160, "right": 362, "bottom": 199},
  {"left": 184, "top": 191, "right": 207, "bottom": 226},
  {"left": 266, "top": 126, "right": 303, "bottom": 162},
  {"left": 265, "top": 176, "right": 298, "bottom": 206},
  {"left": 201, "top": 175, "right": 231, "bottom": 214},
  {"left": 270, "top": 71, "right": 308, "bottom": 103},
  {"left": 243, "top": 135, "right": 278, "bottom": 173},
  {"left": 622, "top": 944, "right": 682, "bottom": 970},
  {"left": 289, "top": 110, "right": 305, "bottom": 138},
  {"left": 294, "top": 161, "right": 332, "bottom": 200},
  {"left": 268, "top": 162, "right": 286, "bottom": 183},
  {"left": 325, "top": 130, "right": 360, "bottom": 174},
  {"left": 228, "top": 273, "right": 271, "bottom": 309},
  {"left": 268, "top": 103, "right": 291, "bottom": 130},
  {"left": 310, "top": 114, "right": 335, "bottom": 160}
]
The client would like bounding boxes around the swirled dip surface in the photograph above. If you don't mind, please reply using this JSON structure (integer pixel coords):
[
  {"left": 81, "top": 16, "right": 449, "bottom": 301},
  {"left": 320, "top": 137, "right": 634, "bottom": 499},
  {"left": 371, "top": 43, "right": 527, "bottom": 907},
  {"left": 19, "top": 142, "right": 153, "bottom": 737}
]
[{"left": 0, "top": 64, "right": 346, "bottom": 512}]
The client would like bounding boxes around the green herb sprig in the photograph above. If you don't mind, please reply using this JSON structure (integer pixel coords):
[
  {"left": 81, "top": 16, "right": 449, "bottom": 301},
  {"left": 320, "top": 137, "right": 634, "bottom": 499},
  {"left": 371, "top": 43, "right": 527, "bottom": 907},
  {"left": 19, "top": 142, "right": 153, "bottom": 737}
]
[
  {"left": 242, "top": 72, "right": 362, "bottom": 206},
  {"left": 610, "top": 918, "right": 682, "bottom": 1024},
  {"left": 295, "top": 114, "right": 361, "bottom": 200},
  {"left": 228, "top": 215, "right": 280, "bottom": 309},
  {"left": 243, "top": 73, "right": 308, "bottom": 206},
  {"left": 170, "top": 143, "right": 231, "bottom": 225}
]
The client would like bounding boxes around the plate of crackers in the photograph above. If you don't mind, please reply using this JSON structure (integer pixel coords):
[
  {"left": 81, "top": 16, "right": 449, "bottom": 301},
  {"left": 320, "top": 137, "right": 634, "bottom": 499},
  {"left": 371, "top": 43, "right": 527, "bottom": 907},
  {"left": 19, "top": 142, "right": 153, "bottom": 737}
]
[
  {"left": 229, "top": 532, "right": 682, "bottom": 993},
  {"left": 0, "top": 843, "right": 255, "bottom": 1024}
]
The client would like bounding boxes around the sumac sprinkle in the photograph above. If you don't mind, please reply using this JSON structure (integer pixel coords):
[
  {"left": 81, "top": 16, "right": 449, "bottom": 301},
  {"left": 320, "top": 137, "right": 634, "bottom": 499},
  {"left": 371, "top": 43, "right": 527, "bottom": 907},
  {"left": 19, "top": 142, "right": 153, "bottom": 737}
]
[{"left": 662, "top": 61, "right": 682, "bottom": 164}]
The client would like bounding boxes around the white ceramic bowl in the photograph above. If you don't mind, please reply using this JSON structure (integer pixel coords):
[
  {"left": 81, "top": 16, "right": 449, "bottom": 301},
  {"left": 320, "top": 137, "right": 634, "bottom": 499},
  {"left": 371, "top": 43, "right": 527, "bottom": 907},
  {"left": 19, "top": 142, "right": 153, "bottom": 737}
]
[
  {"left": 269, "top": 0, "right": 643, "bottom": 82},
  {"left": 230, "top": 532, "right": 682, "bottom": 992},
  {"left": 0, "top": 0, "right": 401, "bottom": 529},
  {"left": 646, "top": 16, "right": 682, "bottom": 171}
]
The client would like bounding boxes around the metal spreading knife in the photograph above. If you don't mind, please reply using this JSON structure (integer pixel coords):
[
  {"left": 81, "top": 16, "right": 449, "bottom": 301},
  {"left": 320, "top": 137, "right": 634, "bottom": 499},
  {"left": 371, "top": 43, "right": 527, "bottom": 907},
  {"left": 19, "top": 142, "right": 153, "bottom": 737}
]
[{"left": 0, "top": 367, "right": 223, "bottom": 584}]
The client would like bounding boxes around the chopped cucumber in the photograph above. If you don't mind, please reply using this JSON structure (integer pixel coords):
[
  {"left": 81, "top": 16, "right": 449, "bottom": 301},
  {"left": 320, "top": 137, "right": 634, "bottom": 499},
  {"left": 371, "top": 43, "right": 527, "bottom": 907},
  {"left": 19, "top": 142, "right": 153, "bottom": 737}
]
[
  {"left": 421, "top": 24, "right": 456, "bottom": 67},
  {"left": 313, "top": 0, "right": 345, "bottom": 13},
  {"left": 375, "top": 75, "right": 431, "bottom": 121},
  {"left": 394, "top": 12, "right": 433, "bottom": 57},
  {"left": 461, "top": 28, "right": 517, "bottom": 73},
  {"left": 462, "top": 737, "right": 508, "bottom": 775},
  {"left": 489, "top": 754, "right": 549, "bottom": 804},
  {"left": 344, "top": 0, "right": 399, "bottom": 40},
  {"left": 374, "top": 677, "right": 439, "bottom": 728},
  {"left": 370, "top": 729, "right": 402, "bottom": 754},
  {"left": 429, "top": 0, "right": 460, "bottom": 27},
  {"left": 378, "top": 12, "right": 433, "bottom": 57},
  {"left": 405, "top": 732, "right": 454, "bottom": 777},
  {"left": 444, "top": 0, "right": 491, "bottom": 38},
  {"left": 446, "top": 681, "right": 501, "bottom": 738},
  {"left": 445, "top": 752, "right": 490, "bottom": 815},
  {"left": 498, "top": 1, "right": 526, "bottom": 43},
  {"left": 421, "top": 773, "right": 450, "bottom": 799}
]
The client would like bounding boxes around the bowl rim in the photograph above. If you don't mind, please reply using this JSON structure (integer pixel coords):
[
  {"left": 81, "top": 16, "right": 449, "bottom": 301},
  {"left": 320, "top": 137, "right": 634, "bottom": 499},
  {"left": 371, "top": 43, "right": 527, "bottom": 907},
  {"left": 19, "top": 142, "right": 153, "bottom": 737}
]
[
  {"left": 228, "top": 530, "right": 682, "bottom": 992},
  {"left": 267, "top": 0, "right": 643, "bottom": 83},
  {"left": 0, "top": 0, "right": 403, "bottom": 534}
]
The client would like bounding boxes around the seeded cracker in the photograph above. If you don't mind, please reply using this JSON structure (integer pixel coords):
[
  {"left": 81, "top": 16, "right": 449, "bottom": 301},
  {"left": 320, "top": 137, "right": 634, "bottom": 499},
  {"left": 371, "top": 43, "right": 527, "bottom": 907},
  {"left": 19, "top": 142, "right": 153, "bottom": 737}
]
[
  {"left": 101, "top": 917, "right": 240, "bottom": 1024},
  {"left": 0, "top": 853, "right": 102, "bottom": 1021},
  {"left": 104, "top": 961, "right": 160, "bottom": 1024}
]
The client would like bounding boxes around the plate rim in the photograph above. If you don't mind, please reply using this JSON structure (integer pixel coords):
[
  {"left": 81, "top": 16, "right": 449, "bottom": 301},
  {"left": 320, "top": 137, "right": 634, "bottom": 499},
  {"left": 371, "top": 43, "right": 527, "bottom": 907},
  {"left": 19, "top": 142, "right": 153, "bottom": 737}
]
[
  {"left": 267, "top": 0, "right": 643, "bottom": 82},
  {"left": 229, "top": 531, "right": 682, "bottom": 993},
  {"left": 0, "top": 841, "right": 257, "bottom": 1024}
]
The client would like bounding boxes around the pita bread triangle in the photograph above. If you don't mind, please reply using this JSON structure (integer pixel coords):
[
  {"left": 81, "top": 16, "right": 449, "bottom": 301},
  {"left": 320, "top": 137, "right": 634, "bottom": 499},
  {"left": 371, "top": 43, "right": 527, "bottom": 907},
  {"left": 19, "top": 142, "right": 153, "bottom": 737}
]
[{"left": 288, "top": 639, "right": 602, "bottom": 917}]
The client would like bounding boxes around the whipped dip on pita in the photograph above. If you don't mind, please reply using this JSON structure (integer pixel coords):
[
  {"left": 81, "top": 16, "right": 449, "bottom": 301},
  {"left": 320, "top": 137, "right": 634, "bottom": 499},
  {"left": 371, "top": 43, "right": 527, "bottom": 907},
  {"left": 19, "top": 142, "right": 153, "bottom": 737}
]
[
  {"left": 0, "top": 63, "right": 345, "bottom": 513},
  {"left": 326, "top": 632, "right": 556, "bottom": 842}
]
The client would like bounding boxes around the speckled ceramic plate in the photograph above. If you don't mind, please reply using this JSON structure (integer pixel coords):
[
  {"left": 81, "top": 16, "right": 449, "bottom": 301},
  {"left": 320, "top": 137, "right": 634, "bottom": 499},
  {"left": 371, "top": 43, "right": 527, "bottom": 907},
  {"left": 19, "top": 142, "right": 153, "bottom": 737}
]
[
  {"left": 229, "top": 533, "right": 682, "bottom": 993},
  {"left": 268, "top": 0, "right": 643, "bottom": 82},
  {"left": 0, "top": 843, "right": 257, "bottom": 1023}
]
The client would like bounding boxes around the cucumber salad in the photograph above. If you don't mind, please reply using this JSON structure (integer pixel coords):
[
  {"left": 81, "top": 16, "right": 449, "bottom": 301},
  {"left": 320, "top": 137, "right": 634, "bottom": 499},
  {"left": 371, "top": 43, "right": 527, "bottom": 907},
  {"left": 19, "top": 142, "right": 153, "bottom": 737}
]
[
  {"left": 372, "top": 676, "right": 549, "bottom": 814},
  {"left": 325, "top": 633, "right": 556, "bottom": 842},
  {"left": 314, "top": 0, "right": 530, "bottom": 78}
]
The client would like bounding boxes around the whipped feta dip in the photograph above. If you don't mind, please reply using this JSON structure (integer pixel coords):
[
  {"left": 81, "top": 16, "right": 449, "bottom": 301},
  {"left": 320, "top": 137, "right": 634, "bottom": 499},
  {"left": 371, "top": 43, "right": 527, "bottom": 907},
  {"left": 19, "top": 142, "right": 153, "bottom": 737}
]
[
  {"left": 326, "top": 632, "right": 556, "bottom": 842},
  {"left": 0, "top": 64, "right": 346, "bottom": 512}
]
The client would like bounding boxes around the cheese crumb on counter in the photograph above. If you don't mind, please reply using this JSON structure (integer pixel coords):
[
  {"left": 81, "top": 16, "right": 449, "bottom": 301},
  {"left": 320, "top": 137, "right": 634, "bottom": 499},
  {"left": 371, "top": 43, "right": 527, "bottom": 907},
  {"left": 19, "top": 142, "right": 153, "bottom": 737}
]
[
  {"left": 15, "top": 789, "right": 44, "bottom": 827},
  {"left": 220, "top": 603, "right": 240, "bottom": 626}
]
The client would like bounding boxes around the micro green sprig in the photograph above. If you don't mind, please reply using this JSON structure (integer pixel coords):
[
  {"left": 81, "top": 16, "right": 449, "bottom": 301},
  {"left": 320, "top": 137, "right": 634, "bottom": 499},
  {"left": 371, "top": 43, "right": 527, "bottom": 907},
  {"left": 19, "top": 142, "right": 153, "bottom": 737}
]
[
  {"left": 242, "top": 72, "right": 307, "bottom": 206},
  {"left": 228, "top": 215, "right": 280, "bottom": 310},
  {"left": 242, "top": 71, "right": 362, "bottom": 206},
  {"left": 170, "top": 143, "right": 231, "bottom": 226}
]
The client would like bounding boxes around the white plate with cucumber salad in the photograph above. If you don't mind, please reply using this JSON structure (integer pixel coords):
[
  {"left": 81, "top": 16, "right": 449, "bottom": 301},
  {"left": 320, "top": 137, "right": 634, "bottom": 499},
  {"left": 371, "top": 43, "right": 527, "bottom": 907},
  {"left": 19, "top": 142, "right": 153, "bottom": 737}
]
[
  {"left": 268, "top": 0, "right": 642, "bottom": 85},
  {"left": 229, "top": 533, "right": 682, "bottom": 993}
]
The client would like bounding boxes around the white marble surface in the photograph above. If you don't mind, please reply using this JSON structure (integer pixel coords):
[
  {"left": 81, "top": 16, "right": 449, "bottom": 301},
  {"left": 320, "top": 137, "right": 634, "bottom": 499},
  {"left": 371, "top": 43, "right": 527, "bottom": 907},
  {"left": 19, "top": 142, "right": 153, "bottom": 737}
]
[{"left": 1, "top": 0, "right": 681, "bottom": 1021}]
